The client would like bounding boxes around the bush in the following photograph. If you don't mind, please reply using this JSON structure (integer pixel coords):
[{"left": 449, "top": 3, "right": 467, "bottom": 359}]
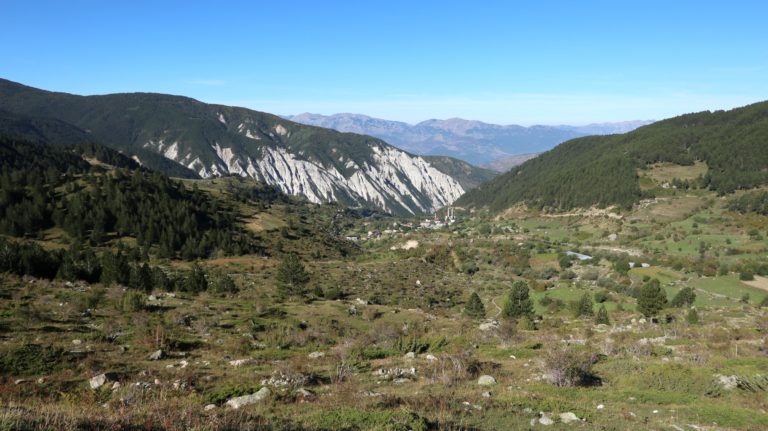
[
  {"left": 120, "top": 290, "right": 146, "bottom": 312},
  {"left": 593, "top": 290, "right": 611, "bottom": 303},
  {"left": 0, "top": 344, "right": 70, "bottom": 376},
  {"left": 740, "top": 270, "right": 755, "bottom": 281},
  {"left": 543, "top": 346, "right": 601, "bottom": 387}
]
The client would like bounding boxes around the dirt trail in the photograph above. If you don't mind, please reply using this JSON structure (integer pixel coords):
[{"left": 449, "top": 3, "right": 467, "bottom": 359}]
[
  {"left": 742, "top": 276, "right": 768, "bottom": 293},
  {"left": 491, "top": 296, "right": 503, "bottom": 318}
]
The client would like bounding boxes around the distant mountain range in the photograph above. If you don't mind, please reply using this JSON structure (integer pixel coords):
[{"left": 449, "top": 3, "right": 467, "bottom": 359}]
[
  {"left": 0, "top": 79, "right": 494, "bottom": 216},
  {"left": 286, "top": 113, "right": 652, "bottom": 168},
  {"left": 456, "top": 101, "right": 768, "bottom": 212}
]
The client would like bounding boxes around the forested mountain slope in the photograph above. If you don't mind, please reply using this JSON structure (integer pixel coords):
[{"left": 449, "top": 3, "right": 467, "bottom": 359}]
[
  {"left": 0, "top": 79, "right": 473, "bottom": 215},
  {"left": 456, "top": 101, "right": 768, "bottom": 211}
]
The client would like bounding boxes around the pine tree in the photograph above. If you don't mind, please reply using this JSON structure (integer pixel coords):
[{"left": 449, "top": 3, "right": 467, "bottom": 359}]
[
  {"left": 276, "top": 253, "right": 310, "bottom": 296},
  {"left": 686, "top": 307, "right": 699, "bottom": 324},
  {"left": 670, "top": 286, "right": 696, "bottom": 307},
  {"left": 637, "top": 278, "right": 668, "bottom": 317},
  {"left": 573, "top": 292, "right": 594, "bottom": 318},
  {"left": 464, "top": 292, "right": 486, "bottom": 319},
  {"left": 502, "top": 280, "right": 534, "bottom": 319},
  {"left": 595, "top": 305, "right": 610, "bottom": 325},
  {"left": 185, "top": 263, "right": 208, "bottom": 294}
]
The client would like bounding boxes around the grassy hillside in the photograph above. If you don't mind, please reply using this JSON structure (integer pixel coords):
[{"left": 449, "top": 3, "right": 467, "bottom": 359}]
[{"left": 457, "top": 101, "right": 768, "bottom": 212}]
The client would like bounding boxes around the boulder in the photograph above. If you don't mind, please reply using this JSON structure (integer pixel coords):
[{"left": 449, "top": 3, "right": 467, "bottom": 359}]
[
  {"left": 148, "top": 350, "right": 165, "bottom": 360},
  {"left": 404, "top": 351, "right": 416, "bottom": 359},
  {"left": 295, "top": 388, "right": 317, "bottom": 403},
  {"left": 229, "top": 358, "right": 256, "bottom": 367},
  {"left": 477, "top": 375, "right": 496, "bottom": 386},
  {"left": 225, "top": 387, "right": 271, "bottom": 409},
  {"left": 307, "top": 351, "right": 325, "bottom": 359},
  {"left": 559, "top": 412, "right": 580, "bottom": 423},
  {"left": 716, "top": 374, "right": 739, "bottom": 390},
  {"left": 90, "top": 372, "right": 119, "bottom": 389},
  {"left": 538, "top": 413, "right": 554, "bottom": 425},
  {"left": 478, "top": 321, "right": 499, "bottom": 331}
]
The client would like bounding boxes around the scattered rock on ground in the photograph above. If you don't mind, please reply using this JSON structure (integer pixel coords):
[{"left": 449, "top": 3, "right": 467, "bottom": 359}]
[
  {"left": 478, "top": 375, "right": 496, "bottom": 386},
  {"left": 307, "top": 351, "right": 325, "bottom": 359},
  {"left": 229, "top": 358, "right": 256, "bottom": 367},
  {"left": 295, "top": 388, "right": 317, "bottom": 402},
  {"left": 538, "top": 412, "right": 554, "bottom": 425},
  {"left": 90, "top": 372, "right": 119, "bottom": 389},
  {"left": 715, "top": 374, "right": 739, "bottom": 390},
  {"left": 225, "top": 387, "right": 271, "bottom": 409},
  {"left": 559, "top": 412, "right": 580, "bottom": 423},
  {"left": 148, "top": 350, "right": 165, "bottom": 360}
]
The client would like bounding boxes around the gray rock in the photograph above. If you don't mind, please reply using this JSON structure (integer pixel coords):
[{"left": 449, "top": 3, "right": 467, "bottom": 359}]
[
  {"left": 225, "top": 387, "right": 271, "bottom": 409},
  {"left": 559, "top": 412, "right": 580, "bottom": 423},
  {"left": 89, "top": 372, "right": 118, "bottom": 389},
  {"left": 204, "top": 404, "right": 216, "bottom": 411},
  {"left": 307, "top": 351, "right": 325, "bottom": 359},
  {"left": 229, "top": 358, "right": 256, "bottom": 367},
  {"left": 477, "top": 375, "right": 496, "bottom": 386},
  {"left": 716, "top": 374, "right": 739, "bottom": 390},
  {"left": 481, "top": 391, "right": 492, "bottom": 398},
  {"left": 404, "top": 351, "right": 416, "bottom": 359},
  {"left": 295, "top": 388, "right": 317, "bottom": 402},
  {"left": 538, "top": 413, "right": 554, "bottom": 425},
  {"left": 148, "top": 349, "right": 165, "bottom": 360},
  {"left": 478, "top": 321, "right": 499, "bottom": 331}
]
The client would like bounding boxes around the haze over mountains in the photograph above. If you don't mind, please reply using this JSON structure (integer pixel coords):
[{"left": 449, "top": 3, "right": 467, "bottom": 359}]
[
  {"left": 287, "top": 113, "right": 652, "bottom": 169},
  {"left": 0, "top": 79, "right": 495, "bottom": 216}
]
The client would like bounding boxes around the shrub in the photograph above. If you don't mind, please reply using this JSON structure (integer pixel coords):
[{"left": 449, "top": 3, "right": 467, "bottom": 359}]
[
  {"left": 740, "top": 270, "right": 755, "bottom": 281},
  {"left": 120, "top": 290, "right": 146, "bottom": 312},
  {"left": 0, "top": 344, "right": 70, "bottom": 376},
  {"left": 543, "top": 346, "right": 601, "bottom": 387},
  {"left": 593, "top": 290, "right": 611, "bottom": 303}
]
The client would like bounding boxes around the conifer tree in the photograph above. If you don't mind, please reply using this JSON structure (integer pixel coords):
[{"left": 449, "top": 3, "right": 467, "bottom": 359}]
[
  {"left": 637, "top": 278, "right": 668, "bottom": 317},
  {"left": 502, "top": 280, "right": 534, "bottom": 319},
  {"left": 595, "top": 305, "right": 610, "bottom": 325},
  {"left": 686, "top": 307, "right": 699, "bottom": 324},
  {"left": 573, "top": 292, "right": 594, "bottom": 318},
  {"left": 276, "top": 253, "right": 310, "bottom": 296},
  {"left": 670, "top": 286, "right": 696, "bottom": 307},
  {"left": 464, "top": 292, "right": 486, "bottom": 319},
  {"left": 185, "top": 263, "right": 208, "bottom": 294}
]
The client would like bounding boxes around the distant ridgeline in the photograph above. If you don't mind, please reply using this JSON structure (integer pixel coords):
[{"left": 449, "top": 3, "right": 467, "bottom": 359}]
[
  {"left": 0, "top": 79, "right": 490, "bottom": 216},
  {"left": 457, "top": 101, "right": 768, "bottom": 212}
]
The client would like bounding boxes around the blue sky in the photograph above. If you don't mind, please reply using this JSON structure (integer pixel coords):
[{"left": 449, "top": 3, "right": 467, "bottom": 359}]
[{"left": 2, "top": 1, "right": 767, "bottom": 125}]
